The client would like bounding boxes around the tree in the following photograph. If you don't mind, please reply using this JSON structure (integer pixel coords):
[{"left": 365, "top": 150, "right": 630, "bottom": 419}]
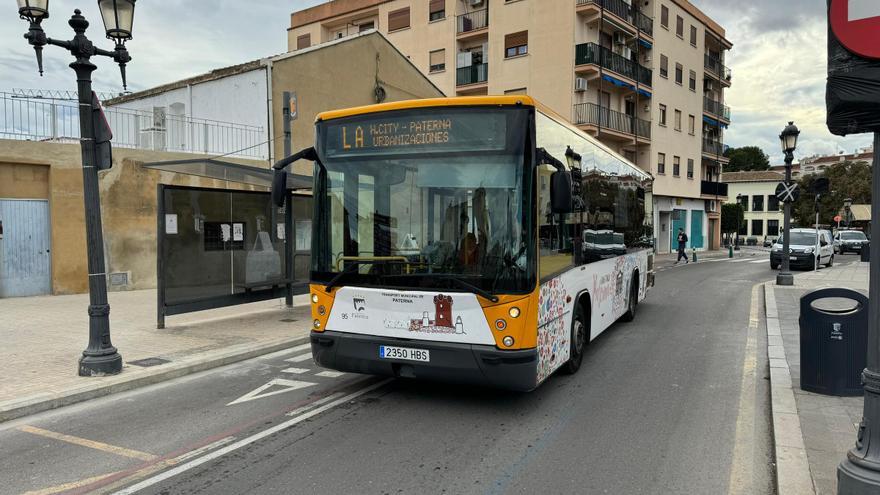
[
  {"left": 721, "top": 203, "right": 744, "bottom": 245},
  {"left": 791, "top": 160, "right": 872, "bottom": 227},
  {"left": 723, "top": 146, "right": 771, "bottom": 172}
]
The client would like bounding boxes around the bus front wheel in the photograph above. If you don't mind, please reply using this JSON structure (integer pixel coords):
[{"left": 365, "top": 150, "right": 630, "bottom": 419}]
[
  {"left": 621, "top": 275, "right": 639, "bottom": 322},
  {"left": 561, "top": 303, "right": 587, "bottom": 375}
]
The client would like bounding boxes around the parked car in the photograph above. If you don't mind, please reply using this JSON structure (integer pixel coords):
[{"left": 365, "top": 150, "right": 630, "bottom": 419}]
[
  {"left": 770, "top": 228, "right": 834, "bottom": 270},
  {"left": 834, "top": 229, "right": 869, "bottom": 254}
]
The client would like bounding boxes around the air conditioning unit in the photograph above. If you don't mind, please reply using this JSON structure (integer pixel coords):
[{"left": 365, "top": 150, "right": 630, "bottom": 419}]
[
  {"left": 705, "top": 80, "right": 715, "bottom": 91},
  {"left": 575, "top": 77, "right": 588, "bottom": 92},
  {"left": 614, "top": 32, "right": 626, "bottom": 45},
  {"left": 705, "top": 200, "right": 716, "bottom": 212},
  {"left": 619, "top": 47, "right": 632, "bottom": 59}
]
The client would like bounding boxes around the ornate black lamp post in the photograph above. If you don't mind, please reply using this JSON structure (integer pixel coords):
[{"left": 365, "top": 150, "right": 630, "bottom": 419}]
[
  {"left": 735, "top": 193, "right": 743, "bottom": 250},
  {"left": 776, "top": 121, "right": 799, "bottom": 286},
  {"left": 16, "top": 0, "right": 136, "bottom": 376}
]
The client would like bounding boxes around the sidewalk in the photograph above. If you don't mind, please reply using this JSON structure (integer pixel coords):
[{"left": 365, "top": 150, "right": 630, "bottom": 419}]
[
  {"left": 0, "top": 289, "right": 312, "bottom": 422},
  {"left": 765, "top": 259, "right": 868, "bottom": 494}
]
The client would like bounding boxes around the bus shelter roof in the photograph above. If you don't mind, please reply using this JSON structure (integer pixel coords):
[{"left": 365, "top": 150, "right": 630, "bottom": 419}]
[{"left": 141, "top": 158, "right": 312, "bottom": 190}]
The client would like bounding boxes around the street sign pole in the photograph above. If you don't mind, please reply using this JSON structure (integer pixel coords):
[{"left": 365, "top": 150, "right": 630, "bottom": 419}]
[
  {"left": 282, "top": 91, "right": 293, "bottom": 309},
  {"left": 839, "top": 132, "right": 880, "bottom": 493},
  {"left": 777, "top": 154, "right": 796, "bottom": 286}
]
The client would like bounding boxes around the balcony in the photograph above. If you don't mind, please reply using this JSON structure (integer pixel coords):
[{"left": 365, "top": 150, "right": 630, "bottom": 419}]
[
  {"left": 573, "top": 102, "right": 651, "bottom": 141},
  {"left": 456, "top": 9, "right": 488, "bottom": 38},
  {"left": 456, "top": 63, "right": 488, "bottom": 87},
  {"left": 703, "top": 96, "right": 731, "bottom": 122},
  {"left": 576, "top": 0, "right": 653, "bottom": 38},
  {"left": 702, "top": 138, "right": 725, "bottom": 156},
  {"left": 704, "top": 54, "right": 732, "bottom": 85},
  {"left": 575, "top": 43, "right": 652, "bottom": 87},
  {"left": 701, "top": 180, "right": 728, "bottom": 198}
]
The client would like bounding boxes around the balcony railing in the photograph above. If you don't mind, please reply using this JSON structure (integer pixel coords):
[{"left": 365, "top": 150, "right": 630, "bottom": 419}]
[
  {"left": 0, "top": 92, "right": 267, "bottom": 159},
  {"left": 704, "top": 54, "right": 732, "bottom": 82},
  {"left": 702, "top": 138, "right": 724, "bottom": 156},
  {"left": 573, "top": 102, "right": 651, "bottom": 140},
  {"left": 575, "top": 42, "right": 652, "bottom": 87},
  {"left": 701, "top": 180, "right": 728, "bottom": 197},
  {"left": 457, "top": 9, "right": 488, "bottom": 34},
  {"left": 577, "top": 0, "right": 653, "bottom": 36},
  {"left": 456, "top": 63, "right": 488, "bottom": 86},
  {"left": 703, "top": 96, "right": 731, "bottom": 121}
]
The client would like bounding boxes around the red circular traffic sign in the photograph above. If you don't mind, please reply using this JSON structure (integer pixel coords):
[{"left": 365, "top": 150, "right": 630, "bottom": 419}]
[
  {"left": 834, "top": 215, "right": 843, "bottom": 222},
  {"left": 830, "top": 0, "right": 880, "bottom": 59}
]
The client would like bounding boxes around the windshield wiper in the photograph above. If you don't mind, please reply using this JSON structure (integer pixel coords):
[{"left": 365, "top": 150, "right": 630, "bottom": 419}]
[{"left": 324, "top": 263, "right": 359, "bottom": 293}]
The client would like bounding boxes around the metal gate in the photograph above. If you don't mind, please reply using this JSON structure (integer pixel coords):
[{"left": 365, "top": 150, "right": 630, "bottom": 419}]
[{"left": 0, "top": 199, "right": 51, "bottom": 297}]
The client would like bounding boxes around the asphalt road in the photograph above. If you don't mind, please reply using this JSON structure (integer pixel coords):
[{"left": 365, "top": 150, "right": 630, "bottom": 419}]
[{"left": 0, "top": 252, "right": 790, "bottom": 495}]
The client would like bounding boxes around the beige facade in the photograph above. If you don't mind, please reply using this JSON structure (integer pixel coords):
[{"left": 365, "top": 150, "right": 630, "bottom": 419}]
[
  {"left": 724, "top": 171, "right": 784, "bottom": 243},
  {"left": 289, "top": 0, "right": 732, "bottom": 252},
  {"left": 0, "top": 32, "right": 443, "bottom": 296}
]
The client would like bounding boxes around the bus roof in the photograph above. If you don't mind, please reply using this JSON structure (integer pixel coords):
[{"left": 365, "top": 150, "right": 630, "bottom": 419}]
[{"left": 316, "top": 96, "right": 536, "bottom": 121}]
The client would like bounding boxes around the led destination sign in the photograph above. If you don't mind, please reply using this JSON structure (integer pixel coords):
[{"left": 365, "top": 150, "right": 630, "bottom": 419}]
[{"left": 322, "top": 111, "right": 509, "bottom": 158}]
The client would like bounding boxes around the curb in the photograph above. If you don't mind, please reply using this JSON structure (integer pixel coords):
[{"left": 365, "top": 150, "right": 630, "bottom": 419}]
[
  {"left": 0, "top": 335, "right": 309, "bottom": 424},
  {"left": 764, "top": 282, "right": 816, "bottom": 495}
]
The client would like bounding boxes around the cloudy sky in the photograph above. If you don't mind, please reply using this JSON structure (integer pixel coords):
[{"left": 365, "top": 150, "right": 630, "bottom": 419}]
[{"left": 1, "top": 0, "right": 873, "bottom": 164}]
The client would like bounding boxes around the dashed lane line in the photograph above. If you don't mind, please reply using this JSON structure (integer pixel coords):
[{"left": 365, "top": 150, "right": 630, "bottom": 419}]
[
  {"left": 17, "top": 425, "right": 157, "bottom": 461},
  {"left": 113, "top": 378, "right": 393, "bottom": 494},
  {"left": 281, "top": 367, "right": 310, "bottom": 374},
  {"left": 285, "top": 353, "right": 313, "bottom": 363},
  {"left": 315, "top": 370, "right": 347, "bottom": 378}
]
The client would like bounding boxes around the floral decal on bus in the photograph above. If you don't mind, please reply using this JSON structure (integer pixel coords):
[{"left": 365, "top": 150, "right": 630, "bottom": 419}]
[{"left": 537, "top": 277, "right": 570, "bottom": 383}]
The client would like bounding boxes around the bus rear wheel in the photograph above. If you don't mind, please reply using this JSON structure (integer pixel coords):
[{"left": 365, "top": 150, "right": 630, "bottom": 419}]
[
  {"left": 621, "top": 276, "right": 639, "bottom": 322},
  {"left": 561, "top": 303, "right": 587, "bottom": 375}
]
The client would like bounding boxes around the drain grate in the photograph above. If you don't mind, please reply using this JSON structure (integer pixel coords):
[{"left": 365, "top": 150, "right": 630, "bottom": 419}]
[{"left": 128, "top": 357, "right": 170, "bottom": 367}]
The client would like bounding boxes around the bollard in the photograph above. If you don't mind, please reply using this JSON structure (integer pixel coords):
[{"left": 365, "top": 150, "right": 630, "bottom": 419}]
[
  {"left": 729, "top": 245, "right": 734, "bottom": 258},
  {"left": 692, "top": 248, "right": 697, "bottom": 263}
]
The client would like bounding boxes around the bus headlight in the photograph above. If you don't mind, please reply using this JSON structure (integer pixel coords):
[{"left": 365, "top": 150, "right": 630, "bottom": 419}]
[
  {"left": 313, "top": 319, "right": 321, "bottom": 329},
  {"left": 508, "top": 307, "right": 520, "bottom": 318},
  {"left": 502, "top": 336, "right": 515, "bottom": 347},
  {"left": 311, "top": 294, "right": 319, "bottom": 304}
]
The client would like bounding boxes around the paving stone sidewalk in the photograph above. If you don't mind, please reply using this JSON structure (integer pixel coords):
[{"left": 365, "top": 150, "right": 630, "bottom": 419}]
[
  {"left": 773, "top": 259, "right": 868, "bottom": 494},
  {"left": 0, "top": 289, "right": 312, "bottom": 422}
]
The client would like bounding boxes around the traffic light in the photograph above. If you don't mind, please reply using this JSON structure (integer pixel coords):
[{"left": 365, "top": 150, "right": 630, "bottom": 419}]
[{"left": 91, "top": 91, "right": 113, "bottom": 170}]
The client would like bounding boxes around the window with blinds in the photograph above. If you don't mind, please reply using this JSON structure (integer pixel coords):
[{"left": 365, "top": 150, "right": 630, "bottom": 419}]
[
  {"left": 429, "top": 0, "right": 445, "bottom": 21},
  {"left": 388, "top": 7, "right": 410, "bottom": 31},
  {"left": 505, "top": 31, "right": 528, "bottom": 58},
  {"left": 296, "top": 34, "right": 311, "bottom": 50},
  {"left": 429, "top": 49, "right": 445, "bottom": 72}
]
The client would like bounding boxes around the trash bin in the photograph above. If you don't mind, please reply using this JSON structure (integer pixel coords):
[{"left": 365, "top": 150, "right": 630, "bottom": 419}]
[
  {"left": 861, "top": 242, "right": 870, "bottom": 262},
  {"left": 799, "top": 288, "right": 868, "bottom": 396}
]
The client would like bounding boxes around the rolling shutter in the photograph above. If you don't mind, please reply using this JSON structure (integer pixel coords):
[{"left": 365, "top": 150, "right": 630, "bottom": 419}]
[
  {"left": 505, "top": 31, "right": 528, "bottom": 51},
  {"left": 429, "top": 0, "right": 444, "bottom": 16},
  {"left": 296, "top": 33, "right": 310, "bottom": 50},
  {"left": 388, "top": 7, "right": 410, "bottom": 31}
]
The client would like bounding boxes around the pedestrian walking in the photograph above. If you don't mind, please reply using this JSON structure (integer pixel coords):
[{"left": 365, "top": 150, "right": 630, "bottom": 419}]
[{"left": 675, "top": 228, "right": 689, "bottom": 264}]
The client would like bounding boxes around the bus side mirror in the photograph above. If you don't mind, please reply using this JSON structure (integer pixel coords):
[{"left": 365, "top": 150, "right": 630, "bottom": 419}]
[
  {"left": 550, "top": 170, "right": 573, "bottom": 214},
  {"left": 272, "top": 169, "right": 288, "bottom": 207}
]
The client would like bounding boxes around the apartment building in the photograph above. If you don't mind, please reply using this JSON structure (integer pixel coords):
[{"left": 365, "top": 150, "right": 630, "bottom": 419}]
[
  {"left": 770, "top": 145, "right": 874, "bottom": 179},
  {"left": 288, "top": 0, "right": 732, "bottom": 252}
]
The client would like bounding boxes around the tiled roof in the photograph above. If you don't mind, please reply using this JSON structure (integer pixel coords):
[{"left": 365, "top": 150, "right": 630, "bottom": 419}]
[{"left": 723, "top": 171, "right": 784, "bottom": 183}]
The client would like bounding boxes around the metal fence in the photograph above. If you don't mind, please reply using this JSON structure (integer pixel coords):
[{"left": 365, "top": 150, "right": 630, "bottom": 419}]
[{"left": 0, "top": 92, "right": 267, "bottom": 159}]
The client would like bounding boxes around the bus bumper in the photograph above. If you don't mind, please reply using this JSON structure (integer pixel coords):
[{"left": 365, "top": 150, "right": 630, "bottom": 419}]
[{"left": 310, "top": 331, "right": 539, "bottom": 392}]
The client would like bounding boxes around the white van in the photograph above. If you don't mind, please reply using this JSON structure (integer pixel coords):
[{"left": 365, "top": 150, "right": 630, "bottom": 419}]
[{"left": 770, "top": 228, "right": 834, "bottom": 270}]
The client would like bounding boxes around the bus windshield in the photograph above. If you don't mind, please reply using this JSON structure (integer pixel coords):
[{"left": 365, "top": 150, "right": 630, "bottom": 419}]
[{"left": 312, "top": 107, "right": 533, "bottom": 293}]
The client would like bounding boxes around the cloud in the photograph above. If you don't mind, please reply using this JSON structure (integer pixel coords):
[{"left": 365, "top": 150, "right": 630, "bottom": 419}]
[{"left": 697, "top": 0, "right": 874, "bottom": 163}]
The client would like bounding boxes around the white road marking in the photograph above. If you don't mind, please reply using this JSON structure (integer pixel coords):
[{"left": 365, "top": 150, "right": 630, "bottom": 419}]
[
  {"left": 727, "top": 258, "right": 754, "bottom": 263},
  {"left": 226, "top": 378, "right": 317, "bottom": 406},
  {"left": 285, "top": 353, "right": 313, "bottom": 363},
  {"left": 749, "top": 259, "right": 768, "bottom": 264},
  {"left": 281, "top": 367, "right": 310, "bottom": 374},
  {"left": 315, "top": 371, "right": 346, "bottom": 378},
  {"left": 849, "top": 0, "right": 880, "bottom": 21},
  {"left": 285, "top": 392, "right": 345, "bottom": 416},
  {"left": 114, "top": 379, "right": 393, "bottom": 495}
]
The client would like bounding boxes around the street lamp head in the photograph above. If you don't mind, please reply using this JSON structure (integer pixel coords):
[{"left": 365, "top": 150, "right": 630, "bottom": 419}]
[
  {"left": 564, "top": 145, "right": 582, "bottom": 170},
  {"left": 98, "top": 0, "right": 135, "bottom": 42},
  {"left": 17, "top": 0, "right": 48, "bottom": 22},
  {"left": 779, "top": 121, "right": 800, "bottom": 154}
]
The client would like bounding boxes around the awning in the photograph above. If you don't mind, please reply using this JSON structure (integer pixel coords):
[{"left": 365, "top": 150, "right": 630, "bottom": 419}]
[
  {"left": 702, "top": 115, "right": 729, "bottom": 129},
  {"left": 601, "top": 74, "right": 635, "bottom": 91},
  {"left": 141, "top": 158, "right": 313, "bottom": 190},
  {"left": 638, "top": 39, "right": 653, "bottom": 50},
  {"left": 637, "top": 88, "right": 652, "bottom": 98}
]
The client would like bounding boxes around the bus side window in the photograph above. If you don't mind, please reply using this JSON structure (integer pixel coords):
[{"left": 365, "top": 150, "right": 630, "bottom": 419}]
[{"left": 538, "top": 164, "right": 574, "bottom": 279}]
